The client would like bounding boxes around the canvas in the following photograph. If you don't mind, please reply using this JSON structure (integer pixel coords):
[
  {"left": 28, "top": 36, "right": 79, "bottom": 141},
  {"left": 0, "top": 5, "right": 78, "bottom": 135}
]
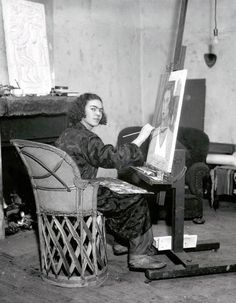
[
  {"left": 1, "top": 0, "right": 52, "bottom": 95},
  {"left": 146, "top": 69, "right": 188, "bottom": 173}
]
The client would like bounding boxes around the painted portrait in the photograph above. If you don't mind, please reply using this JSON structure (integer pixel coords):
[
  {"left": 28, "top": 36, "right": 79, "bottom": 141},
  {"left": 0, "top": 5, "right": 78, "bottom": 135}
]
[{"left": 146, "top": 69, "right": 187, "bottom": 173}]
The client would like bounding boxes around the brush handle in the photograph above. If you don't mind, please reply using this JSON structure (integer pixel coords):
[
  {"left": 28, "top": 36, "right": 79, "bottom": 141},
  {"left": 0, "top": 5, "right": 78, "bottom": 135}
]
[{"left": 122, "top": 131, "right": 140, "bottom": 138}]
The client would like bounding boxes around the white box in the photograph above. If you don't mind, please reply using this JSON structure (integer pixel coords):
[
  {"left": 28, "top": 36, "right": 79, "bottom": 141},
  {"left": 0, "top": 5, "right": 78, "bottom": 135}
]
[{"left": 153, "top": 234, "right": 198, "bottom": 251}]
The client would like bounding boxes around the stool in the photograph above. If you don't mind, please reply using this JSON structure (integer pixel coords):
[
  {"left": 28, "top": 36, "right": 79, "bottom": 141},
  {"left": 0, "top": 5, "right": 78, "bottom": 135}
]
[{"left": 11, "top": 139, "right": 108, "bottom": 287}]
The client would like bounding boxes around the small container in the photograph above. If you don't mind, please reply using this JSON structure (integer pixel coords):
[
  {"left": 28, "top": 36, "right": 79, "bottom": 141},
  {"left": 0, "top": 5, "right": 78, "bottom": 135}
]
[
  {"left": 12, "top": 88, "right": 23, "bottom": 97},
  {"left": 50, "top": 87, "right": 56, "bottom": 96}
]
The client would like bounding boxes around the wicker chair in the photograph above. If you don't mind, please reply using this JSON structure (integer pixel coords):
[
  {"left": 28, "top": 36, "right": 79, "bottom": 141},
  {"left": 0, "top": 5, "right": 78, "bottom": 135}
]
[{"left": 11, "top": 139, "right": 108, "bottom": 288}]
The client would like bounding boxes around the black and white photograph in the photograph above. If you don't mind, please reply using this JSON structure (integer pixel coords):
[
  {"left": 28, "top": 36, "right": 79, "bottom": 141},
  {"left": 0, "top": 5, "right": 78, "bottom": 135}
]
[{"left": 0, "top": 1, "right": 236, "bottom": 303}]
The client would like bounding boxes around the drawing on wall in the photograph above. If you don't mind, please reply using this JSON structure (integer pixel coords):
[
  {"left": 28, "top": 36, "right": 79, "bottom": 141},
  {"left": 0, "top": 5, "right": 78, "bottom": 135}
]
[
  {"left": 1, "top": 0, "right": 52, "bottom": 95},
  {"left": 146, "top": 69, "right": 188, "bottom": 173}
]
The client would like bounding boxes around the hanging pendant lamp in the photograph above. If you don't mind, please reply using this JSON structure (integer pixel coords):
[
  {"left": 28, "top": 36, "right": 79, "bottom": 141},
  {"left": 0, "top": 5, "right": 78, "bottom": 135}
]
[{"left": 204, "top": 0, "right": 218, "bottom": 67}]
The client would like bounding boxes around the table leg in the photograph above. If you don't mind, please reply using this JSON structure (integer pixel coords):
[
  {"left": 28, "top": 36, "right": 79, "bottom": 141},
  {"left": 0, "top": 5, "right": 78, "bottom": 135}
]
[
  {"left": 169, "top": 169, "right": 197, "bottom": 268},
  {"left": 172, "top": 175, "right": 185, "bottom": 252}
]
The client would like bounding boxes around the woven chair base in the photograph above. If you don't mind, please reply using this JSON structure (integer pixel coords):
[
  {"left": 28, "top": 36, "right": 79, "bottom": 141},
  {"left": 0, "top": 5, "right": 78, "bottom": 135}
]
[
  {"left": 41, "top": 267, "right": 108, "bottom": 288},
  {"left": 39, "top": 213, "right": 108, "bottom": 288}
]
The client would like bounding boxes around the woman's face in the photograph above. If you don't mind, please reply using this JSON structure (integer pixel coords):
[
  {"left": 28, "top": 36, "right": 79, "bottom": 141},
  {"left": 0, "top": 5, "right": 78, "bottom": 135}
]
[
  {"left": 82, "top": 99, "right": 104, "bottom": 129},
  {"left": 161, "top": 89, "right": 171, "bottom": 125}
]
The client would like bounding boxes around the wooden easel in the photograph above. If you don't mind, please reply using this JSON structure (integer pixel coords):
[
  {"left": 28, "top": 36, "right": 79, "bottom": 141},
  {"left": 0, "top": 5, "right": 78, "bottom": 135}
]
[{"left": 151, "top": 0, "right": 189, "bottom": 217}]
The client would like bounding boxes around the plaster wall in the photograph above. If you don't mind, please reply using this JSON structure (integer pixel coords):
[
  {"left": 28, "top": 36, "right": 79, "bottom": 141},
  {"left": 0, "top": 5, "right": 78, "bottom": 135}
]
[
  {"left": 183, "top": 0, "right": 236, "bottom": 144},
  {"left": 140, "top": 0, "right": 178, "bottom": 124},
  {"left": 53, "top": 0, "right": 143, "bottom": 177},
  {"left": 53, "top": 0, "right": 142, "bottom": 149},
  {"left": 0, "top": 1, "right": 8, "bottom": 85}
]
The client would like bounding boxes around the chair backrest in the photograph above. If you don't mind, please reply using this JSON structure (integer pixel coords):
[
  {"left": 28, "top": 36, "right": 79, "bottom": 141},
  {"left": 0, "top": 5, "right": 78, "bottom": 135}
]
[
  {"left": 177, "top": 127, "right": 210, "bottom": 168},
  {"left": 11, "top": 139, "right": 98, "bottom": 214}
]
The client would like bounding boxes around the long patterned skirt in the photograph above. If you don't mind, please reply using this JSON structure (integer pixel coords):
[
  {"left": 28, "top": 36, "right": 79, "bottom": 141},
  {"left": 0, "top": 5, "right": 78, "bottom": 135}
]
[{"left": 97, "top": 186, "right": 152, "bottom": 240}]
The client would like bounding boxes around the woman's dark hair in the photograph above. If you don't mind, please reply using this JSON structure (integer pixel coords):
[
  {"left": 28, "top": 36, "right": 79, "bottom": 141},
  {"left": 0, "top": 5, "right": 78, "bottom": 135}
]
[{"left": 68, "top": 93, "right": 107, "bottom": 126}]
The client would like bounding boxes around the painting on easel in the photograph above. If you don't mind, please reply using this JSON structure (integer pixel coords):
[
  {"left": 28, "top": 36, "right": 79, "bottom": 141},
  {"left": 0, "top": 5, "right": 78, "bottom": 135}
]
[{"left": 146, "top": 69, "right": 188, "bottom": 173}]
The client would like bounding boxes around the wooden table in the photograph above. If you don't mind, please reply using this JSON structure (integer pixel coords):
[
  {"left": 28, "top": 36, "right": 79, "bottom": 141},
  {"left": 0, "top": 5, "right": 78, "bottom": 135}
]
[
  {"left": 0, "top": 95, "right": 76, "bottom": 239},
  {"left": 132, "top": 149, "right": 187, "bottom": 253}
]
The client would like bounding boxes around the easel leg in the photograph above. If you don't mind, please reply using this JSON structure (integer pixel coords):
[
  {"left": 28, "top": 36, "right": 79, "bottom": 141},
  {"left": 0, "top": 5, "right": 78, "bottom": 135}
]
[
  {"left": 0, "top": 128, "right": 5, "bottom": 239},
  {"left": 169, "top": 182, "right": 199, "bottom": 269},
  {"left": 171, "top": 174, "right": 185, "bottom": 252}
]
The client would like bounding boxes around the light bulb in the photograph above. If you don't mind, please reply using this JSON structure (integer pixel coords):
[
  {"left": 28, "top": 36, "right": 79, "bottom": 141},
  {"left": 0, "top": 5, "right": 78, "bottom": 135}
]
[
  {"left": 213, "top": 28, "right": 219, "bottom": 44},
  {"left": 213, "top": 35, "right": 218, "bottom": 44}
]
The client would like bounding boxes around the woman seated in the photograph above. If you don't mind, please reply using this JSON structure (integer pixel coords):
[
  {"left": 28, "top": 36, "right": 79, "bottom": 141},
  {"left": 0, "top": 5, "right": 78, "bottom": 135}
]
[{"left": 55, "top": 93, "right": 166, "bottom": 271}]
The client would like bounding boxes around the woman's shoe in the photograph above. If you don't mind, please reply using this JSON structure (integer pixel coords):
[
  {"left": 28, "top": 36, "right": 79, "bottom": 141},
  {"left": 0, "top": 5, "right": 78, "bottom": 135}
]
[
  {"left": 112, "top": 243, "right": 128, "bottom": 255},
  {"left": 193, "top": 217, "right": 205, "bottom": 224},
  {"left": 129, "top": 254, "right": 166, "bottom": 271}
]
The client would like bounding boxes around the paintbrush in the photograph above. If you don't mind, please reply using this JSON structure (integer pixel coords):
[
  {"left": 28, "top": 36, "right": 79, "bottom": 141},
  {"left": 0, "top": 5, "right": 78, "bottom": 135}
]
[{"left": 122, "top": 131, "right": 140, "bottom": 138}]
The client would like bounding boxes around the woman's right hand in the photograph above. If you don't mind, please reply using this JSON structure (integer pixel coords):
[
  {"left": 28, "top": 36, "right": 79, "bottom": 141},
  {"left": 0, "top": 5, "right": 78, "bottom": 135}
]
[{"left": 132, "top": 123, "right": 155, "bottom": 147}]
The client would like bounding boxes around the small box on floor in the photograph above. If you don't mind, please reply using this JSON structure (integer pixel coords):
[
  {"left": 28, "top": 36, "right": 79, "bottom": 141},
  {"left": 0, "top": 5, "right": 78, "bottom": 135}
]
[{"left": 153, "top": 234, "right": 197, "bottom": 251}]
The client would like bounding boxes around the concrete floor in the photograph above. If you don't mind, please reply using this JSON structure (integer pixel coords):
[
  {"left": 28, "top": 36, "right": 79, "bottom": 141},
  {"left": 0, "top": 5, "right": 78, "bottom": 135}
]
[{"left": 0, "top": 199, "right": 236, "bottom": 303}]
